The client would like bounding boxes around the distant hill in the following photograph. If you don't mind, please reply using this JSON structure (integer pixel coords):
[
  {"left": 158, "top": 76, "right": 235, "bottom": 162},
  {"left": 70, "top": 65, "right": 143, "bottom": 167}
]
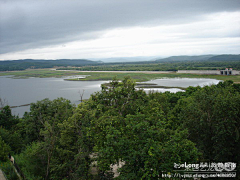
[
  {"left": 91, "top": 56, "right": 159, "bottom": 63},
  {"left": 207, "top": 54, "right": 240, "bottom": 61},
  {"left": 154, "top": 54, "right": 240, "bottom": 62},
  {"left": 154, "top": 55, "right": 215, "bottom": 62},
  {"left": 1, "top": 55, "right": 239, "bottom": 71},
  {"left": 0, "top": 59, "right": 101, "bottom": 71}
]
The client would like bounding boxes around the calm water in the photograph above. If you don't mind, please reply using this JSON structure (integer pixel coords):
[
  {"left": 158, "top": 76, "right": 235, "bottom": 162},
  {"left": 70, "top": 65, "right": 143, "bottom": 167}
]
[
  {"left": 145, "top": 78, "right": 221, "bottom": 87},
  {"left": 0, "top": 76, "right": 221, "bottom": 117},
  {"left": 140, "top": 78, "right": 221, "bottom": 93},
  {"left": 0, "top": 76, "right": 107, "bottom": 116}
]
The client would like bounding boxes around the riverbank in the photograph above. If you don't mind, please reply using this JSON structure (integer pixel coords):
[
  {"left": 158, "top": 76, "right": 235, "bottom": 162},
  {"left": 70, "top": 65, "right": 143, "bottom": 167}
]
[{"left": 0, "top": 103, "right": 31, "bottom": 110}]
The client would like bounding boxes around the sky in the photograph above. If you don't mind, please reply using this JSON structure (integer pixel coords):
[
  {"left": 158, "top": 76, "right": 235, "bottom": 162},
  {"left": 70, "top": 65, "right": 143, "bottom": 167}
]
[{"left": 0, "top": 0, "right": 240, "bottom": 60}]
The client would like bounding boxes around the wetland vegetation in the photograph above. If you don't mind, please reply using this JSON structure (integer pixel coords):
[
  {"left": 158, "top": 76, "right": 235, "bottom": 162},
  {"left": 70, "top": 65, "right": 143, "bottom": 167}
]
[{"left": 1, "top": 68, "right": 240, "bottom": 83}]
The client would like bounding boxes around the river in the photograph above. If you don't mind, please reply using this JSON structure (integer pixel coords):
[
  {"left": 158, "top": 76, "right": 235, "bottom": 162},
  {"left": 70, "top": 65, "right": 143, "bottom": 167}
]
[
  {"left": 0, "top": 76, "right": 221, "bottom": 117},
  {"left": 0, "top": 76, "right": 107, "bottom": 117}
]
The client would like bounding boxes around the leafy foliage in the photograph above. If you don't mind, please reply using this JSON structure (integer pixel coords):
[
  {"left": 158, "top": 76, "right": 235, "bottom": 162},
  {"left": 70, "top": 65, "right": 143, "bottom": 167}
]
[
  {"left": 0, "top": 106, "right": 19, "bottom": 130},
  {"left": 178, "top": 81, "right": 240, "bottom": 172},
  {"left": 0, "top": 59, "right": 100, "bottom": 71},
  {"left": 72, "top": 77, "right": 200, "bottom": 179},
  {"left": 0, "top": 136, "right": 11, "bottom": 162}
]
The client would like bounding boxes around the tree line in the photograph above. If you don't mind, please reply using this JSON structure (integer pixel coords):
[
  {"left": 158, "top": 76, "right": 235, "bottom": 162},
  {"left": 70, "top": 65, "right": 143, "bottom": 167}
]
[
  {"left": 57, "top": 60, "right": 240, "bottom": 71},
  {"left": 0, "top": 59, "right": 100, "bottom": 71},
  {"left": 0, "top": 78, "right": 239, "bottom": 179}
]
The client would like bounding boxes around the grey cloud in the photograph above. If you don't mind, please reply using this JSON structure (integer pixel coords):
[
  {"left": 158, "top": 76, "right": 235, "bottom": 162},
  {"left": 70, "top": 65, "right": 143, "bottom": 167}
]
[{"left": 0, "top": 0, "right": 240, "bottom": 54}]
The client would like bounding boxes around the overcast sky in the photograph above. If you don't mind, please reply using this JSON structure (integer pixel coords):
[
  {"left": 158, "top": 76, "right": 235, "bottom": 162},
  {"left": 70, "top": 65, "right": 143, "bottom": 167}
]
[{"left": 0, "top": 0, "right": 240, "bottom": 60}]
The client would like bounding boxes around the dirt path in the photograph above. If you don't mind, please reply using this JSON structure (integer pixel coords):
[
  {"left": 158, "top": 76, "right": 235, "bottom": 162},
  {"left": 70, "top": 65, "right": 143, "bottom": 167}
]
[{"left": 0, "top": 168, "right": 7, "bottom": 180}]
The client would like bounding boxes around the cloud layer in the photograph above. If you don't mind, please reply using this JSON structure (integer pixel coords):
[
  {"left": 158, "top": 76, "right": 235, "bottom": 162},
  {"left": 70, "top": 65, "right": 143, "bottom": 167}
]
[{"left": 0, "top": 0, "right": 240, "bottom": 60}]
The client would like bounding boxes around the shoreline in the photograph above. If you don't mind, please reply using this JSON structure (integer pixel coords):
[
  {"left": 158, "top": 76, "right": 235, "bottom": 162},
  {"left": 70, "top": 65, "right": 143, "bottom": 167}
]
[
  {"left": 0, "top": 103, "right": 31, "bottom": 110},
  {"left": 0, "top": 69, "right": 239, "bottom": 83}
]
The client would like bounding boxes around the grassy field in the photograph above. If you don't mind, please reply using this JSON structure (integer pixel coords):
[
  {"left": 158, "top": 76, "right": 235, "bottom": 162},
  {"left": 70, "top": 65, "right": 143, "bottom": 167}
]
[{"left": 1, "top": 69, "right": 240, "bottom": 83}]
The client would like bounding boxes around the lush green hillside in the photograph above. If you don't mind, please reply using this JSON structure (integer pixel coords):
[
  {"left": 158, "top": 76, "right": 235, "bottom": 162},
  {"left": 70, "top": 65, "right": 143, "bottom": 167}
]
[
  {"left": 208, "top": 54, "right": 240, "bottom": 61},
  {"left": 0, "top": 59, "right": 101, "bottom": 71},
  {"left": 154, "top": 55, "right": 214, "bottom": 62}
]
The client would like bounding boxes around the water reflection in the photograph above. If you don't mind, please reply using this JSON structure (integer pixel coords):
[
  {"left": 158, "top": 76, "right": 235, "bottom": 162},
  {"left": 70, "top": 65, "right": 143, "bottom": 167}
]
[
  {"left": 143, "top": 78, "right": 221, "bottom": 88},
  {"left": 142, "top": 88, "right": 185, "bottom": 93}
]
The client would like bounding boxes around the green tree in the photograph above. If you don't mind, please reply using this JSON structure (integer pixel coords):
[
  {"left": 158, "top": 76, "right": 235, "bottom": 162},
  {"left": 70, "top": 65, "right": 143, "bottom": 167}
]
[
  {"left": 72, "top": 77, "right": 200, "bottom": 179},
  {"left": 18, "top": 98, "right": 76, "bottom": 180},
  {"left": 0, "top": 136, "right": 10, "bottom": 162},
  {"left": 20, "top": 98, "right": 74, "bottom": 144},
  {"left": 179, "top": 83, "right": 240, "bottom": 171},
  {"left": 0, "top": 105, "right": 23, "bottom": 153},
  {"left": 0, "top": 105, "right": 19, "bottom": 130},
  {"left": 0, "top": 127, "right": 24, "bottom": 154}
]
